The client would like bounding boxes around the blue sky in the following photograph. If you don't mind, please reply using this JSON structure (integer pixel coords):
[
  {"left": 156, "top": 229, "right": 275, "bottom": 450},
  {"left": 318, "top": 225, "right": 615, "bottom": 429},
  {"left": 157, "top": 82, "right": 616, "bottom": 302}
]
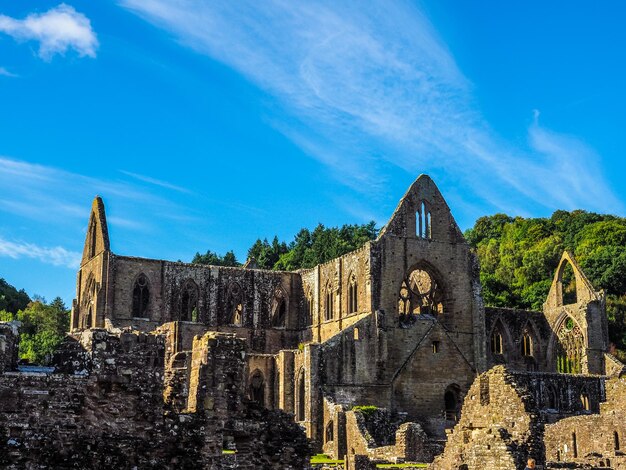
[{"left": 1, "top": 1, "right": 625, "bottom": 305}]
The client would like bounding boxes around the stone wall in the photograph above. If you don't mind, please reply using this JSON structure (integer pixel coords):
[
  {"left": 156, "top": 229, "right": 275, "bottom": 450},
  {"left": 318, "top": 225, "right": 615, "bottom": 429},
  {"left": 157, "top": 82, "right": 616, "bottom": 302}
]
[
  {"left": 432, "top": 366, "right": 611, "bottom": 470},
  {"left": 0, "top": 327, "right": 310, "bottom": 469}
]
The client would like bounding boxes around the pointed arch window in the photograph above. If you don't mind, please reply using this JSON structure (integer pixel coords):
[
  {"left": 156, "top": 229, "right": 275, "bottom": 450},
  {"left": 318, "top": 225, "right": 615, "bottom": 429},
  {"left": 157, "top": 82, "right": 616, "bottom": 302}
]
[
  {"left": 398, "top": 267, "right": 443, "bottom": 316},
  {"left": 180, "top": 279, "right": 199, "bottom": 322},
  {"left": 82, "top": 276, "right": 97, "bottom": 329},
  {"left": 416, "top": 201, "right": 433, "bottom": 239},
  {"left": 271, "top": 288, "right": 287, "bottom": 328},
  {"left": 227, "top": 282, "right": 243, "bottom": 326},
  {"left": 249, "top": 370, "right": 265, "bottom": 406},
  {"left": 325, "top": 281, "right": 334, "bottom": 321},
  {"left": 559, "top": 260, "right": 578, "bottom": 305},
  {"left": 521, "top": 332, "right": 533, "bottom": 357},
  {"left": 132, "top": 274, "right": 150, "bottom": 318},
  {"left": 556, "top": 316, "right": 584, "bottom": 374},
  {"left": 348, "top": 273, "right": 358, "bottom": 314},
  {"left": 491, "top": 330, "right": 503, "bottom": 355}
]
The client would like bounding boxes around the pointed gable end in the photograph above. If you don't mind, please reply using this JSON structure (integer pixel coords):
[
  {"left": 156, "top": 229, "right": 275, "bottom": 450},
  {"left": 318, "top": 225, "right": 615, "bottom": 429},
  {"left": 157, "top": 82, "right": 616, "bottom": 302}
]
[
  {"left": 80, "top": 196, "right": 110, "bottom": 266},
  {"left": 378, "top": 174, "right": 464, "bottom": 244}
]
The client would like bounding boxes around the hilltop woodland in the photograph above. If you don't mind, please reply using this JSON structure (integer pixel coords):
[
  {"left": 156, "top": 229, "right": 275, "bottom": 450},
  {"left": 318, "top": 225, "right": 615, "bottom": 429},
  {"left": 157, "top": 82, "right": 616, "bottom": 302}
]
[
  {"left": 2, "top": 209, "right": 625, "bottom": 364},
  {"left": 195, "top": 211, "right": 626, "bottom": 359}
]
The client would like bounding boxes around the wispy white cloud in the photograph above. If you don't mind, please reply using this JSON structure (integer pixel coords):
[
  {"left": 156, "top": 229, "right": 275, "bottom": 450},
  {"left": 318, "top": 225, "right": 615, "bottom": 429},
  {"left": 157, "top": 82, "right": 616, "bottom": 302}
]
[
  {"left": 120, "top": 0, "right": 622, "bottom": 215},
  {"left": 0, "top": 236, "right": 80, "bottom": 268},
  {"left": 0, "top": 4, "right": 98, "bottom": 60},
  {"left": 0, "top": 156, "right": 178, "bottom": 230},
  {"left": 120, "top": 170, "right": 192, "bottom": 194},
  {"left": 0, "top": 67, "right": 18, "bottom": 77}
]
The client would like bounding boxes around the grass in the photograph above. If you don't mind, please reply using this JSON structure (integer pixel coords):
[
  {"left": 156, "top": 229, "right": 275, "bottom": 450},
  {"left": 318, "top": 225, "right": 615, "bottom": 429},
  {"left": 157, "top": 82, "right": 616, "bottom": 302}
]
[
  {"left": 310, "top": 453, "right": 344, "bottom": 465},
  {"left": 376, "top": 464, "right": 427, "bottom": 468},
  {"left": 222, "top": 450, "right": 236, "bottom": 454}
]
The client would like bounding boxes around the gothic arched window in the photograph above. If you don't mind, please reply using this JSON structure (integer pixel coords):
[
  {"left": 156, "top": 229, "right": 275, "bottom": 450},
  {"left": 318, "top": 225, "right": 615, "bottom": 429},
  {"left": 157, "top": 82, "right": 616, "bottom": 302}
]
[
  {"left": 227, "top": 282, "right": 243, "bottom": 326},
  {"left": 491, "top": 330, "right": 503, "bottom": 355},
  {"left": 325, "top": 281, "right": 334, "bottom": 321},
  {"left": 348, "top": 273, "right": 358, "bottom": 314},
  {"left": 521, "top": 332, "right": 533, "bottom": 357},
  {"left": 556, "top": 317, "right": 584, "bottom": 374},
  {"left": 271, "top": 288, "right": 287, "bottom": 328},
  {"left": 249, "top": 370, "right": 265, "bottom": 406},
  {"left": 416, "top": 201, "right": 433, "bottom": 239},
  {"left": 398, "top": 267, "right": 443, "bottom": 316},
  {"left": 180, "top": 279, "right": 199, "bottom": 322},
  {"left": 132, "top": 274, "right": 150, "bottom": 317}
]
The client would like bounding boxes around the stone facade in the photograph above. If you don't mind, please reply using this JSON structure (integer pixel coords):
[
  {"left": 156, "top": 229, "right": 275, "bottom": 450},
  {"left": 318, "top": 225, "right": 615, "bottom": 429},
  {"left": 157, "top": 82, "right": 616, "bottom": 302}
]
[{"left": 3, "top": 173, "right": 615, "bottom": 467}]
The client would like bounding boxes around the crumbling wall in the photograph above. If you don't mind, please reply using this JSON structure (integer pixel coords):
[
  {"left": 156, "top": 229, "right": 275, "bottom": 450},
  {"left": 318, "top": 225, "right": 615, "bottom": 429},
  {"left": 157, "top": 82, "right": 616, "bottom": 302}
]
[
  {"left": 544, "top": 375, "right": 626, "bottom": 468},
  {"left": 0, "top": 328, "right": 310, "bottom": 469},
  {"left": 344, "top": 408, "right": 432, "bottom": 464}
]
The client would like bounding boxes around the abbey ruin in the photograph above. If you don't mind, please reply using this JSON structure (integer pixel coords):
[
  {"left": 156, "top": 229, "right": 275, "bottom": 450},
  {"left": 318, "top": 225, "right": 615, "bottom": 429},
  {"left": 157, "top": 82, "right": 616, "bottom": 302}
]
[{"left": 1, "top": 174, "right": 625, "bottom": 469}]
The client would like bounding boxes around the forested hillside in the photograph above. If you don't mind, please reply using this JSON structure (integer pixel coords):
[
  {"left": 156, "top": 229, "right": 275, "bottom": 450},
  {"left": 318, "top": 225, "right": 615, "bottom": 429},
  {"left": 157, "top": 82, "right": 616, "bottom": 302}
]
[{"left": 465, "top": 210, "right": 626, "bottom": 358}]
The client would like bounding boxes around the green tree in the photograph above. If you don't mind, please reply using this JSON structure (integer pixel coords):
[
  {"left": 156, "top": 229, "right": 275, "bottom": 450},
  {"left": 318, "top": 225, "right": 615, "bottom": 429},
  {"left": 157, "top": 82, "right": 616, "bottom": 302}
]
[
  {"left": 0, "top": 278, "right": 30, "bottom": 313},
  {"left": 15, "top": 298, "right": 70, "bottom": 364},
  {"left": 192, "top": 249, "right": 240, "bottom": 267}
]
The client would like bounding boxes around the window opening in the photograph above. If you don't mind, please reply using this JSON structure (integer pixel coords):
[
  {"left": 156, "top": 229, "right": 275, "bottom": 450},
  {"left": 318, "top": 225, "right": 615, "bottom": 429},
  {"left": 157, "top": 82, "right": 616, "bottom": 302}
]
[{"left": 132, "top": 274, "right": 150, "bottom": 317}]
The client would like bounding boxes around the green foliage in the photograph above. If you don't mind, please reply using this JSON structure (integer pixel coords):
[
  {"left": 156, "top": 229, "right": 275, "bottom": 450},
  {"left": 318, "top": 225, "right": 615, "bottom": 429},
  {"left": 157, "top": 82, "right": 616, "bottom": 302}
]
[
  {"left": 193, "top": 221, "right": 378, "bottom": 272},
  {"left": 351, "top": 405, "right": 379, "bottom": 417},
  {"left": 274, "top": 221, "right": 378, "bottom": 271},
  {"left": 247, "top": 236, "right": 289, "bottom": 270},
  {"left": 0, "top": 278, "right": 30, "bottom": 314},
  {"left": 467, "top": 210, "right": 626, "bottom": 356},
  {"left": 466, "top": 210, "right": 626, "bottom": 311},
  {"left": 192, "top": 249, "right": 240, "bottom": 267},
  {"left": 15, "top": 297, "right": 70, "bottom": 364}
]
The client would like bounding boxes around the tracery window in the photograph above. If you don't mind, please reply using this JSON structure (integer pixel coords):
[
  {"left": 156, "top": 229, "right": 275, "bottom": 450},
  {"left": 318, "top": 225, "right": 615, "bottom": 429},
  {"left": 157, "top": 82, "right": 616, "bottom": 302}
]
[
  {"left": 180, "top": 279, "right": 199, "bottom": 322},
  {"left": 348, "top": 273, "right": 358, "bottom": 314},
  {"left": 556, "top": 317, "right": 584, "bottom": 374},
  {"left": 227, "top": 282, "right": 243, "bottom": 326},
  {"left": 416, "top": 201, "right": 432, "bottom": 239},
  {"left": 398, "top": 268, "right": 443, "bottom": 316},
  {"left": 132, "top": 273, "right": 150, "bottom": 317}
]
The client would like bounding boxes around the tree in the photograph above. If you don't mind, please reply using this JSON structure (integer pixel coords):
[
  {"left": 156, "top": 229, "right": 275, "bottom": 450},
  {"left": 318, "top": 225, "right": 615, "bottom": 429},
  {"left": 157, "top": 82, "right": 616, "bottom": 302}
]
[
  {"left": 192, "top": 249, "right": 240, "bottom": 267},
  {"left": 16, "top": 298, "right": 70, "bottom": 364},
  {"left": 0, "top": 278, "right": 30, "bottom": 314}
]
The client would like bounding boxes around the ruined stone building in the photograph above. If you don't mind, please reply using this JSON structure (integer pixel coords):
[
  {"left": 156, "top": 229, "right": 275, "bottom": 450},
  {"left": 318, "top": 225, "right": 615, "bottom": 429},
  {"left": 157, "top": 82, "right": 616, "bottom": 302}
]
[{"left": 0, "top": 174, "right": 623, "bottom": 469}]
